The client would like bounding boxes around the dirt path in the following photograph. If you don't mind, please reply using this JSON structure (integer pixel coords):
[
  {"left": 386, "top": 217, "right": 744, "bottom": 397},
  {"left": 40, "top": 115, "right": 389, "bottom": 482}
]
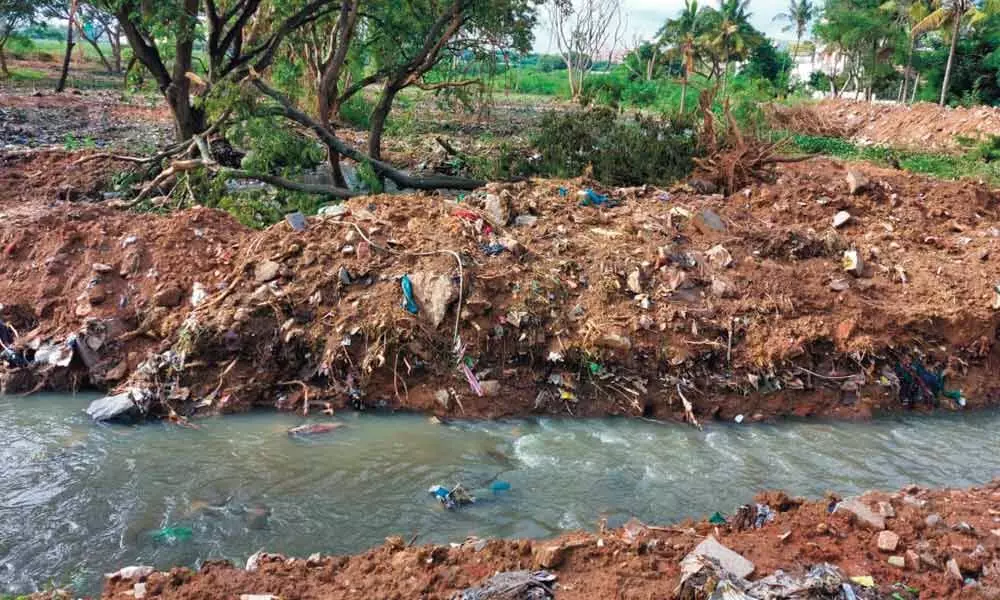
[
  {"left": 0, "top": 150, "right": 998, "bottom": 425},
  {"left": 96, "top": 482, "right": 1000, "bottom": 599}
]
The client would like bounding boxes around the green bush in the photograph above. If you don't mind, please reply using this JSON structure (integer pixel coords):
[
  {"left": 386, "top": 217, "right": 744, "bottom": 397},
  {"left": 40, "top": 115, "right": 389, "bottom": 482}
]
[
  {"left": 532, "top": 107, "right": 696, "bottom": 186},
  {"left": 228, "top": 117, "right": 324, "bottom": 174}
]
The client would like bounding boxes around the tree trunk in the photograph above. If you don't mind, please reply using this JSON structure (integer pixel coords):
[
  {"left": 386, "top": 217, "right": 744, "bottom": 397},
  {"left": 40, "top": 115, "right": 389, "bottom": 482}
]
[
  {"left": 566, "top": 62, "right": 577, "bottom": 100},
  {"left": 939, "top": 14, "right": 961, "bottom": 106},
  {"left": 679, "top": 75, "right": 688, "bottom": 115},
  {"left": 911, "top": 73, "right": 919, "bottom": 102},
  {"left": 0, "top": 45, "right": 8, "bottom": 78},
  {"left": 55, "top": 2, "right": 79, "bottom": 93},
  {"left": 368, "top": 84, "right": 399, "bottom": 161},
  {"left": 318, "top": 83, "right": 347, "bottom": 189},
  {"left": 901, "top": 37, "right": 914, "bottom": 104},
  {"left": 111, "top": 25, "right": 122, "bottom": 74}
]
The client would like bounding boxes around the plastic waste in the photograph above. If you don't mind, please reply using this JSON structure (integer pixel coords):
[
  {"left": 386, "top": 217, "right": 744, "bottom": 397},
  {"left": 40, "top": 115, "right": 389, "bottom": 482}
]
[
  {"left": 709, "top": 511, "right": 728, "bottom": 525},
  {"left": 400, "top": 275, "right": 419, "bottom": 314},
  {"left": 489, "top": 480, "right": 511, "bottom": 493},
  {"left": 578, "top": 188, "right": 610, "bottom": 207},
  {"left": 429, "top": 483, "right": 475, "bottom": 510},
  {"left": 455, "top": 569, "right": 556, "bottom": 600},
  {"left": 151, "top": 526, "right": 193, "bottom": 543},
  {"left": 558, "top": 187, "right": 568, "bottom": 197},
  {"left": 481, "top": 242, "right": 505, "bottom": 256}
]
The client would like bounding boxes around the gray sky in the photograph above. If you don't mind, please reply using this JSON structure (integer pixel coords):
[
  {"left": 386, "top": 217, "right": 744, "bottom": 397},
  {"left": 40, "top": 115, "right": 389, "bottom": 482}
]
[{"left": 534, "top": 0, "right": 795, "bottom": 53}]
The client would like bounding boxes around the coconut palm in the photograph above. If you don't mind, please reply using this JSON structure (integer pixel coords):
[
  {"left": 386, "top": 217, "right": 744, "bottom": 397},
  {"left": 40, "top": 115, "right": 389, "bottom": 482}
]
[
  {"left": 912, "top": 0, "right": 998, "bottom": 104},
  {"left": 773, "top": 0, "right": 815, "bottom": 57},
  {"left": 879, "top": 0, "right": 932, "bottom": 102},
  {"left": 710, "top": 0, "right": 758, "bottom": 98},
  {"left": 658, "top": 0, "right": 705, "bottom": 114}
]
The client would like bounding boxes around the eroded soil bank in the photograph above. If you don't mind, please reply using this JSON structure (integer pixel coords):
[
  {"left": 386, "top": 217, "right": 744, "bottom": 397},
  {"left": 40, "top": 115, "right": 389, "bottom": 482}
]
[
  {"left": 1, "top": 149, "right": 998, "bottom": 424},
  {"left": 96, "top": 482, "right": 1000, "bottom": 599}
]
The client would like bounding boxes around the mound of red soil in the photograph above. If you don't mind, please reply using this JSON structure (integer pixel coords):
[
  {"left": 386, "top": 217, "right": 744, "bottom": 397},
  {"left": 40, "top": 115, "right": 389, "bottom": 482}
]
[
  {"left": 0, "top": 151, "right": 998, "bottom": 424},
  {"left": 773, "top": 99, "right": 1000, "bottom": 152},
  {"left": 98, "top": 481, "right": 1000, "bottom": 599}
]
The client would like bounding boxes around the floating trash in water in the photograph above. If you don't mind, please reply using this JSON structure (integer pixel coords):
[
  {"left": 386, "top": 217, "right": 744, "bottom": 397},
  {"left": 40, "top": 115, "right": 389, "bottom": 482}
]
[{"left": 151, "top": 526, "right": 193, "bottom": 544}]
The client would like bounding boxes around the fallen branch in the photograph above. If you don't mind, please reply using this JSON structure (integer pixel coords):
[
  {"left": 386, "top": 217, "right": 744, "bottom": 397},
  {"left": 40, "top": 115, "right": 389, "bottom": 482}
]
[
  {"left": 676, "top": 384, "right": 702, "bottom": 431},
  {"left": 251, "top": 78, "right": 486, "bottom": 192}
]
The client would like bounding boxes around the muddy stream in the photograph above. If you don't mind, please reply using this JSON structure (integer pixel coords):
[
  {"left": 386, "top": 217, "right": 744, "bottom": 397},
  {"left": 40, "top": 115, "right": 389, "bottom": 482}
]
[{"left": 3, "top": 393, "right": 999, "bottom": 594}]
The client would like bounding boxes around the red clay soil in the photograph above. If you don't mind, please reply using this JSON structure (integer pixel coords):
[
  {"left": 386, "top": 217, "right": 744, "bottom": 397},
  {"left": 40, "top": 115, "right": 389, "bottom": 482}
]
[
  {"left": 98, "top": 482, "right": 1000, "bottom": 599},
  {"left": 771, "top": 99, "right": 1000, "bottom": 152},
  {"left": 0, "top": 150, "right": 998, "bottom": 424}
]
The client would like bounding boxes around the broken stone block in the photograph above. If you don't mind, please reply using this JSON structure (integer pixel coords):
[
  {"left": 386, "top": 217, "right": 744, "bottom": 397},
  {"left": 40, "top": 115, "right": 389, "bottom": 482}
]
[
  {"left": 692, "top": 209, "right": 727, "bottom": 234},
  {"left": 484, "top": 193, "right": 511, "bottom": 226},
  {"left": 837, "top": 497, "right": 885, "bottom": 530},
  {"left": 409, "top": 271, "right": 457, "bottom": 328},
  {"left": 154, "top": 285, "right": 184, "bottom": 308},
  {"left": 833, "top": 210, "right": 852, "bottom": 229},
  {"left": 843, "top": 249, "right": 864, "bottom": 277},
  {"left": 846, "top": 170, "right": 869, "bottom": 194},
  {"left": 254, "top": 260, "right": 281, "bottom": 283},
  {"left": 533, "top": 544, "right": 564, "bottom": 569},
  {"left": 683, "top": 536, "right": 755, "bottom": 579},
  {"left": 877, "top": 530, "right": 899, "bottom": 552},
  {"left": 706, "top": 244, "right": 733, "bottom": 269},
  {"left": 887, "top": 555, "right": 905, "bottom": 568}
]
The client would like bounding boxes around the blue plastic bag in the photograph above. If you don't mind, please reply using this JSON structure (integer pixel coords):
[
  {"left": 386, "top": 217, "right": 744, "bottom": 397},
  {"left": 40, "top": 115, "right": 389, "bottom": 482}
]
[{"left": 400, "top": 275, "right": 419, "bottom": 314}]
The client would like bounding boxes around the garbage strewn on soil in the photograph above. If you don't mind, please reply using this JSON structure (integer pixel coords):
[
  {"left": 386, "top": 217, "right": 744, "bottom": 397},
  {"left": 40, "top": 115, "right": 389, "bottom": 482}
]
[
  {"left": 95, "top": 481, "right": 1000, "bottom": 599},
  {"left": 1, "top": 150, "right": 999, "bottom": 424}
]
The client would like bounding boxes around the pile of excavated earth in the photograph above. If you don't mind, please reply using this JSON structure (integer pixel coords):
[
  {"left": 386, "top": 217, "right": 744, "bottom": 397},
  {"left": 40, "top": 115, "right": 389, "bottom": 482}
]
[
  {"left": 770, "top": 99, "right": 1000, "bottom": 152},
  {"left": 1, "top": 149, "right": 999, "bottom": 425},
  {"left": 95, "top": 482, "right": 1000, "bottom": 599}
]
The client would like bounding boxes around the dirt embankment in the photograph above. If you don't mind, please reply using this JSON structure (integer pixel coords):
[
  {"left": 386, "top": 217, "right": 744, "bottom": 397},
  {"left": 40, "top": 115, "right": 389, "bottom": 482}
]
[
  {"left": 0, "top": 149, "right": 999, "bottom": 423},
  {"left": 771, "top": 99, "right": 1000, "bottom": 152},
  {"left": 96, "top": 482, "right": 1000, "bottom": 599}
]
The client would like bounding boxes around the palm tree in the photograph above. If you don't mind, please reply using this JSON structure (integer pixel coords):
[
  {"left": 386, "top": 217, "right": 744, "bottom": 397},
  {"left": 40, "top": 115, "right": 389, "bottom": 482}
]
[
  {"left": 879, "top": 0, "right": 931, "bottom": 103},
  {"left": 711, "top": 0, "right": 756, "bottom": 98},
  {"left": 773, "top": 0, "right": 814, "bottom": 58},
  {"left": 912, "top": 0, "right": 995, "bottom": 105},
  {"left": 659, "top": 0, "right": 704, "bottom": 114}
]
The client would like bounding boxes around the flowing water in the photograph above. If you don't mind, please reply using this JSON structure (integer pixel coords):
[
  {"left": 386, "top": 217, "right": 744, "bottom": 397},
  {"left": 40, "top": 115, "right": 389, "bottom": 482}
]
[{"left": 3, "top": 393, "right": 1000, "bottom": 594}]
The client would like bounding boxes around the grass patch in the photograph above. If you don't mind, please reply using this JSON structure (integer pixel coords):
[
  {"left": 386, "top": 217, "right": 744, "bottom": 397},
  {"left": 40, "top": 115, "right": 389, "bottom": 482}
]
[
  {"left": 789, "top": 133, "right": 1000, "bottom": 184},
  {"left": 7, "top": 67, "right": 46, "bottom": 81}
]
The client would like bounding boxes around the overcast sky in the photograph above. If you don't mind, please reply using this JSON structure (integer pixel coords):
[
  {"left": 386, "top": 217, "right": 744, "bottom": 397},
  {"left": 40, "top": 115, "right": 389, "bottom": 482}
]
[{"left": 534, "top": 0, "right": 796, "bottom": 53}]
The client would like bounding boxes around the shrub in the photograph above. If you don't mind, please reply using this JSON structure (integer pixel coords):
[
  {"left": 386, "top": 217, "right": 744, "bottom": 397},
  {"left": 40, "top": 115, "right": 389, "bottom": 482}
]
[{"left": 532, "top": 107, "right": 696, "bottom": 186}]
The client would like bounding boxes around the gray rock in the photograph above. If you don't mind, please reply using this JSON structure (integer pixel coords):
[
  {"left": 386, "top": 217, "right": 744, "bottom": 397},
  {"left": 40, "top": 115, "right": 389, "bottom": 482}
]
[
  {"left": 409, "top": 271, "right": 457, "bottom": 328},
  {"left": 926, "top": 513, "right": 942, "bottom": 528},
  {"left": 693, "top": 209, "right": 727, "bottom": 234},
  {"left": 878, "top": 530, "right": 900, "bottom": 552},
  {"left": 846, "top": 170, "right": 869, "bottom": 195},
  {"left": 254, "top": 260, "right": 281, "bottom": 283},
  {"left": 514, "top": 214, "right": 538, "bottom": 227},
  {"left": 832, "top": 210, "right": 852, "bottom": 229},
  {"left": 105, "top": 565, "right": 154, "bottom": 580},
  {"left": 285, "top": 211, "right": 307, "bottom": 231},
  {"left": 837, "top": 497, "right": 885, "bottom": 530},
  {"left": 484, "top": 194, "right": 511, "bottom": 226},
  {"left": 683, "top": 536, "right": 755, "bottom": 579},
  {"left": 318, "top": 204, "right": 348, "bottom": 218},
  {"left": 85, "top": 391, "right": 138, "bottom": 422}
]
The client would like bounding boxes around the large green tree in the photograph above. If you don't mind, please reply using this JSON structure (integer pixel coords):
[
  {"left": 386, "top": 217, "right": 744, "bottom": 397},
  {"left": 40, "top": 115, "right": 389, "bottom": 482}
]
[{"left": 100, "top": 0, "right": 334, "bottom": 139}]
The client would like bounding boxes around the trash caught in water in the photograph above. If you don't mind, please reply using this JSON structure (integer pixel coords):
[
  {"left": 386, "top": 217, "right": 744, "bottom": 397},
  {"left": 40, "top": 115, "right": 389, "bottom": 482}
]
[
  {"left": 429, "top": 483, "right": 476, "bottom": 510},
  {"left": 150, "top": 526, "right": 193, "bottom": 544}
]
